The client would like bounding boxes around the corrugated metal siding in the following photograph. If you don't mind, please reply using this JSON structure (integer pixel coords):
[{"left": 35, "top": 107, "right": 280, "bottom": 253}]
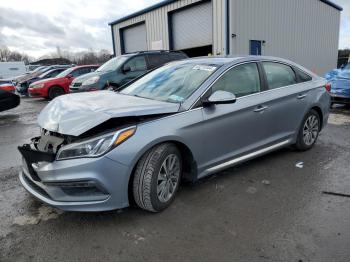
[
  {"left": 122, "top": 23, "right": 147, "bottom": 53},
  {"left": 230, "top": 0, "right": 340, "bottom": 75},
  {"left": 172, "top": 1, "right": 213, "bottom": 50},
  {"left": 112, "top": 0, "right": 225, "bottom": 56}
]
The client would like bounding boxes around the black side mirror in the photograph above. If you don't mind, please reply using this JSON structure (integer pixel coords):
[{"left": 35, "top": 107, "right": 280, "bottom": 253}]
[
  {"left": 203, "top": 90, "right": 237, "bottom": 106},
  {"left": 122, "top": 65, "right": 131, "bottom": 74}
]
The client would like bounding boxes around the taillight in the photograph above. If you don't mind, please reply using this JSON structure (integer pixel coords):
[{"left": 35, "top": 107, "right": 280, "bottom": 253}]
[{"left": 325, "top": 83, "right": 331, "bottom": 92}]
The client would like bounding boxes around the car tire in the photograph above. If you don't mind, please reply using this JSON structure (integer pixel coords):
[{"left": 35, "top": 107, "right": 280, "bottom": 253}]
[
  {"left": 48, "top": 86, "right": 65, "bottom": 100},
  {"left": 133, "top": 143, "right": 182, "bottom": 212},
  {"left": 295, "top": 109, "right": 321, "bottom": 151}
]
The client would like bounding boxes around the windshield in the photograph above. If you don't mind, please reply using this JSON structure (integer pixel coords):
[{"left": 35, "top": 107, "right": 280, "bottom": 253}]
[
  {"left": 120, "top": 62, "right": 218, "bottom": 103},
  {"left": 56, "top": 67, "right": 74, "bottom": 78},
  {"left": 343, "top": 64, "right": 350, "bottom": 70},
  {"left": 97, "top": 56, "right": 128, "bottom": 72},
  {"left": 38, "top": 69, "right": 55, "bottom": 78},
  {"left": 32, "top": 66, "right": 46, "bottom": 73}
]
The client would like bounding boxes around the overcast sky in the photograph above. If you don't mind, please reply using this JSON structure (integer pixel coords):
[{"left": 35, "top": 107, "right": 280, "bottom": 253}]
[{"left": 0, "top": 0, "right": 349, "bottom": 58}]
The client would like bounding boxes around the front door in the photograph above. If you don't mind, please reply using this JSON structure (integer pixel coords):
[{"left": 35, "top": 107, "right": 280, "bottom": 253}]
[{"left": 199, "top": 62, "right": 270, "bottom": 176}]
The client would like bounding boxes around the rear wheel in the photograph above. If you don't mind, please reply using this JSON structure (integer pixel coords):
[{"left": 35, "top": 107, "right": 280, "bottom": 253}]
[
  {"left": 133, "top": 143, "right": 182, "bottom": 212},
  {"left": 48, "top": 86, "right": 65, "bottom": 100},
  {"left": 295, "top": 109, "right": 320, "bottom": 151}
]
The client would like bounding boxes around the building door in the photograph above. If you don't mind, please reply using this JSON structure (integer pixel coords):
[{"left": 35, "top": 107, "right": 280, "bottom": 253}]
[
  {"left": 170, "top": 1, "right": 213, "bottom": 57},
  {"left": 250, "top": 40, "right": 262, "bottom": 55},
  {"left": 122, "top": 23, "right": 147, "bottom": 53}
]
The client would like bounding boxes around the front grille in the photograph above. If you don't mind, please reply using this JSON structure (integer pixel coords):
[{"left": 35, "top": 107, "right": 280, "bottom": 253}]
[{"left": 23, "top": 174, "right": 51, "bottom": 199}]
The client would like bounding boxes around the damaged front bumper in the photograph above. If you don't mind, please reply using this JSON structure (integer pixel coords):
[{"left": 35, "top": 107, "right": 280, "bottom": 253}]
[{"left": 18, "top": 141, "right": 131, "bottom": 211}]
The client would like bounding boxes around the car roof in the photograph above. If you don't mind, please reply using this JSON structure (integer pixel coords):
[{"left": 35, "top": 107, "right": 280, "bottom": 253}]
[
  {"left": 166, "top": 55, "right": 317, "bottom": 78},
  {"left": 122, "top": 50, "right": 185, "bottom": 57},
  {"left": 73, "top": 64, "right": 99, "bottom": 68},
  {"left": 183, "top": 55, "right": 296, "bottom": 65}
]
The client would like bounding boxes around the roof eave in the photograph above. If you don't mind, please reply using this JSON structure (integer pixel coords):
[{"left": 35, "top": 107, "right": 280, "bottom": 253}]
[{"left": 108, "top": 0, "right": 343, "bottom": 27}]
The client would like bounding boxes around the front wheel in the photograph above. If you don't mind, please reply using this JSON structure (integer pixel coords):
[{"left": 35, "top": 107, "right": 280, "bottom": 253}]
[
  {"left": 48, "top": 86, "right": 65, "bottom": 100},
  {"left": 133, "top": 143, "right": 182, "bottom": 212},
  {"left": 295, "top": 109, "right": 320, "bottom": 151}
]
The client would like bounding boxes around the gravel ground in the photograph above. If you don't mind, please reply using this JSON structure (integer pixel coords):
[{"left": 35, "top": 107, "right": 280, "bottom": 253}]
[{"left": 0, "top": 98, "right": 349, "bottom": 262}]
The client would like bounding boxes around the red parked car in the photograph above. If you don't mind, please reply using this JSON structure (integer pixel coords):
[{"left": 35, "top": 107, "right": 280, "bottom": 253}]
[
  {"left": 28, "top": 65, "right": 99, "bottom": 99},
  {"left": 0, "top": 84, "right": 16, "bottom": 93}
]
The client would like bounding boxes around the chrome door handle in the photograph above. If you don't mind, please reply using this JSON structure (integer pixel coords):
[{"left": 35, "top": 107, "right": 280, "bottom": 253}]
[
  {"left": 297, "top": 94, "right": 307, "bottom": 99},
  {"left": 254, "top": 106, "right": 268, "bottom": 112}
]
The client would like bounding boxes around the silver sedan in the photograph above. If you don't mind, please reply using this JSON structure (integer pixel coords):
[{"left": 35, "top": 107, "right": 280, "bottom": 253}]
[{"left": 18, "top": 56, "right": 330, "bottom": 212}]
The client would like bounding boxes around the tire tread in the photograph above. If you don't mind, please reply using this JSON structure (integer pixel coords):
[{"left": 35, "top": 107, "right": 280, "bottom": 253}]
[{"left": 133, "top": 143, "right": 173, "bottom": 212}]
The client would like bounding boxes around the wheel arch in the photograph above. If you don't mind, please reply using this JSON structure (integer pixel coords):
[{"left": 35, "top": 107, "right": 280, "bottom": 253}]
[
  {"left": 310, "top": 105, "right": 323, "bottom": 129},
  {"left": 47, "top": 85, "right": 66, "bottom": 99},
  {"left": 127, "top": 139, "right": 198, "bottom": 205}
]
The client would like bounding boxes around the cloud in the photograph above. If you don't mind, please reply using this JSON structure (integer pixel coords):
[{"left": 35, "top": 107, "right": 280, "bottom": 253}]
[
  {"left": 0, "top": 0, "right": 161, "bottom": 58},
  {"left": 0, "top": 7, "right": 65, "bottom": 36},
  {"left": 0, "top": 0, "right": 349, "bottom": 57}
]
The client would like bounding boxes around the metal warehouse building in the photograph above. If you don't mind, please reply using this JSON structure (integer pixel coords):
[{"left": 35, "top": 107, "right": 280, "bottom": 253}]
[{"left": 109, "top": 0, "right": 342, "bottom": 74}]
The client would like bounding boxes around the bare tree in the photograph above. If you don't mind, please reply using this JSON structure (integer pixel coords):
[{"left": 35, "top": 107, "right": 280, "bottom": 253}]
[{"left": 0, "top": 46, "right": 31, "bottom": 64}]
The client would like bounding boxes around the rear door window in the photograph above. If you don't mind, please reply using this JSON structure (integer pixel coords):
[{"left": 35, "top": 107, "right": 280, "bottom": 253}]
[
  {"left": 211, "top": 63, "right": 261, "bottom": 98},
  {"left": 123, "top": 56, "right": 147, "bottom": 72},
  {"left": 168, "top": 52, "right": 187, "bottom": 61},
  {"left": 262, "top": 62, "right": 297, "bottom": 89},
  {"left": 147, "top": 54, "right": 170, "bottom": 69}
]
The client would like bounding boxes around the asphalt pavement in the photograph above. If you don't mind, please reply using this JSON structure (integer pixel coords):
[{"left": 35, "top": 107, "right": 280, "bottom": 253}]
[{"left": 0, "top": 97, "right": 349, "bottom": 262}]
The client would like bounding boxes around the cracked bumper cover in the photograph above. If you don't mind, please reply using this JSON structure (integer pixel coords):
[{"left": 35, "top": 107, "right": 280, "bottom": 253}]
[{"left": 18, "top": 144, "right": 131, "bottom": 212}]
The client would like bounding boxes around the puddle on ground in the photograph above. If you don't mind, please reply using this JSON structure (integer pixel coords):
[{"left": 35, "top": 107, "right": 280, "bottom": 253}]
[{"left": 13, "top": 206, "right": 63, "bottom": 226}]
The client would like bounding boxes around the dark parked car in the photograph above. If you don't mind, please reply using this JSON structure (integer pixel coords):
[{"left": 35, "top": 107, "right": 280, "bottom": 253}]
[
  {"left": 0, "top": 90, "right": 20, "bottom": 112},
  {"left": 0, "top": 79, "right": 13, "bottom": 85},
  {"left": 69, "top": 50, "right": 187, "bottom": 93},
  {"left": 329, "top": 70, "right": 350, "bottom": 105},
  {"left": 0, "top": 84, "right": 16, "bottom": 93},
  {"left": 16, "top": 68, "right": 67, "bottom": 95},
  {"left": 13, "top": 65, "right": 71, "bottom": 88}
]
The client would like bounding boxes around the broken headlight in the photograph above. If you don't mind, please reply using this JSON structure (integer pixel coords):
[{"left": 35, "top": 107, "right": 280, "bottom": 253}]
[{"left": 56, "top": 127, "right": 136, "bottom": 160}]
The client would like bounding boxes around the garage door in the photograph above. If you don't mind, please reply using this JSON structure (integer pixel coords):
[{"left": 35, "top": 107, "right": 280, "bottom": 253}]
[
  {"left": 171, "top": 1, "right": 212, "bottom": 50},
  {"left": 122, "top": 23, "right": 147, "bottom": 53}
]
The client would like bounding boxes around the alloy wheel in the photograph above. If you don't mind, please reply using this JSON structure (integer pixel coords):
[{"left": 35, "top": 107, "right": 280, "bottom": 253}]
[
  {"left": 302, "top": 115, "right": 319, "bottom": 146},
  {"left": 157, "top": 154, "right": 180, "bottom": 203}
]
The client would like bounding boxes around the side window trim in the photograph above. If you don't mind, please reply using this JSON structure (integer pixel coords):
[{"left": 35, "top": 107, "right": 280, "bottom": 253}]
[
  {"left": 257, "top": 62, "right": 269, "bottom": 92},
  {"left": 293, "top": 66, "right": 313, "bottom": 83}
]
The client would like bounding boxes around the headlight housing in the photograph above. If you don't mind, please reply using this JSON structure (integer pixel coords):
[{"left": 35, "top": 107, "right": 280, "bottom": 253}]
[
  {"left": 30, "top": 83, "right": 45, "bottom": 89},
  {"left": 56, "top": 126, "right": 136, "bottom": 160},
  {"left": 82, "top": 76, "right": 100, "bottom": 86}
]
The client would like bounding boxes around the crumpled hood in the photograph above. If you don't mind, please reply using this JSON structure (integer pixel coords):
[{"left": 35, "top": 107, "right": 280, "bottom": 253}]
[{"left": 38, "top": 91, "right": 180, "bottom": 136}]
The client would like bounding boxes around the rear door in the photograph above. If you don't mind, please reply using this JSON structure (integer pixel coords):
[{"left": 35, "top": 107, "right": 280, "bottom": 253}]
[
  {"left": 258, "top": 61, "right": 311, "bottom": 143},
  {"left": 119, "top": 55, "right": 148, "bottom": 85}
]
